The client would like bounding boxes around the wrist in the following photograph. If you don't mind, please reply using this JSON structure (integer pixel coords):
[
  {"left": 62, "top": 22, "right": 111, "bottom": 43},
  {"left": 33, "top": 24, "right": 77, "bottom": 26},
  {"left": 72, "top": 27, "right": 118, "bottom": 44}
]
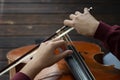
[
  {"left": 90, "top": 21, "right": 100, "bottom": 36},
  {"left": 20, "top": 60, "right": 43, "bottom": 79}
]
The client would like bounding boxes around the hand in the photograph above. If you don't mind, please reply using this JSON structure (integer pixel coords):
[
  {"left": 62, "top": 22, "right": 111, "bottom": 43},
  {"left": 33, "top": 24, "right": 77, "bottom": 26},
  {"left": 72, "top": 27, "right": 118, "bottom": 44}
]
[
  {"left": 64, "top": 8, "right": 100, "bottom": 36},
  {"left": 20, "top": 38, "right": 72, "bottom": 79},
  {"left": 32, "top": 38, "right": 72, "bottom": 69}
]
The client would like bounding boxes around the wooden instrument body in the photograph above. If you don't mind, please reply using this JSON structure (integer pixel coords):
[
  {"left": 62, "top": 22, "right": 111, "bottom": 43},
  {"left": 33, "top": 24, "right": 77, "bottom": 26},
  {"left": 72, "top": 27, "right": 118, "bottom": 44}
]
[{"left": 7, "top": 41, "right": 120, "bottom": 80}]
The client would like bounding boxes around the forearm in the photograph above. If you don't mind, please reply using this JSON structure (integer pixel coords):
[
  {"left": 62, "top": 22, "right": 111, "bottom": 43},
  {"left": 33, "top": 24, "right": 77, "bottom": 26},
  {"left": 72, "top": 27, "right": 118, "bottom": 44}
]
[
  {"left": 94, "top": 21, "right": 120, "bottom": 60},
  {"left": 20, "top": 59, "right": 43, "bottom": 80}
]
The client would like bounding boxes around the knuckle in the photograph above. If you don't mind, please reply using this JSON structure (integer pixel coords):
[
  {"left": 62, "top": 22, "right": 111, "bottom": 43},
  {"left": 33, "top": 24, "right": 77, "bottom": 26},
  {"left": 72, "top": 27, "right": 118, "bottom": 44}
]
[
  {"left": 49, "top": 42, "right": 55, "bottom": 46},
  {"left": 69, "top": 14, "right": 73, "bottom": 17},
  {"left": 41, "top": 42, "right": 45, "bottom": 45},
  {"left": 72, "top": 21, "right": 75, "bottom": 26}
]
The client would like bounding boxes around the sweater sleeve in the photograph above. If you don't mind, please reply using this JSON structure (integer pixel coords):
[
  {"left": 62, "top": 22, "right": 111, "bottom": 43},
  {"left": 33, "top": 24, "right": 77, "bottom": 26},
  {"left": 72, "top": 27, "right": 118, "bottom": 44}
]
[
  {"left": 94, "top": 21, "right": 120, "bottom": 60},
  {"left": 11, "top": 72, "right": 31, "bottom": 80}
]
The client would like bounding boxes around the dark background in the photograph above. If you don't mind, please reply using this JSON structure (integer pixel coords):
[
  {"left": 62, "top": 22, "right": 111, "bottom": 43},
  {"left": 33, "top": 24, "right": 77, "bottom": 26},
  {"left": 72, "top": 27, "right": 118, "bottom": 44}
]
[{"left": 0, "top": 0, "right": 120, "bottom": 79}]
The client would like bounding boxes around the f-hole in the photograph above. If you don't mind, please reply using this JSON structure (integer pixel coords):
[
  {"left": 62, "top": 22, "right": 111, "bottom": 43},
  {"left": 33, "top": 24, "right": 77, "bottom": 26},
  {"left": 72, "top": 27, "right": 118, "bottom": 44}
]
[{"left": 94, "top": 54, "right": 105, "bottom": 64}]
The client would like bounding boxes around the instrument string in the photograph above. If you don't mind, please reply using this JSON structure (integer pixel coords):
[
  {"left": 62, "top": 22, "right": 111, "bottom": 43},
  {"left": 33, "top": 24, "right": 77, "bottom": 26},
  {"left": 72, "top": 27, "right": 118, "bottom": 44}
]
[
  {"left": 64, "top": 35, "right": 87, "bottom": 79},
  {"left": 63, "top": 34, "right": 95, "bottom": 80}
]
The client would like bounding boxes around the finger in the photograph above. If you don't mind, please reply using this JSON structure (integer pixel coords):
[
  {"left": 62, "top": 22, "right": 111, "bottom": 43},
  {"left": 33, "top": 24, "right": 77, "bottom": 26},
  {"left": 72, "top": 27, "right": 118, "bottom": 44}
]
[
  {"left": 64, "top": 20, "right": 74, "bottom": 27},
  {"left": 56, "top": 50, "right": 72, "bottom": 61},
  {"left": 44, "top": 38, "right": 62, "bottom": 44},
  {"left": 84, "top": 7, "right": 90, "bottom": 14},
  {"left": 51, "top": 38, "right": 62, "bottom": 42},
  {"left": 75, "top": 11, "right": 82, "bottom": 15},
  {"left": 69, "top": 14, "right": 76, "bottom": 20},
  {"left": 52, "top": 39, "right": 66, "bottom": 49}
]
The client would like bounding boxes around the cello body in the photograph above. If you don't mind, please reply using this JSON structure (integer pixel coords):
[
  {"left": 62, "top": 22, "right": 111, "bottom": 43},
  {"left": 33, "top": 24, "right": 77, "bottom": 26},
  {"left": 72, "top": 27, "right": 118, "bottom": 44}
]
[{"left": 7, "top": 41, "right": 120, "bottom": 80}]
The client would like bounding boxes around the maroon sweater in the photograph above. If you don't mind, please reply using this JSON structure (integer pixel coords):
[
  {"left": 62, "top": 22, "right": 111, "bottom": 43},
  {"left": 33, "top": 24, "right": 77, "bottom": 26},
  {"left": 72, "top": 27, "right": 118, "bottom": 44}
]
[
  {"left": 94, "top": 21, "right": 120, "bottom": 60},
  {"left": 12, "top": 21, "right": 120, "bottom": 80},
  {"left": 11, "top": 72, "right": 30, "bottom": 80}
]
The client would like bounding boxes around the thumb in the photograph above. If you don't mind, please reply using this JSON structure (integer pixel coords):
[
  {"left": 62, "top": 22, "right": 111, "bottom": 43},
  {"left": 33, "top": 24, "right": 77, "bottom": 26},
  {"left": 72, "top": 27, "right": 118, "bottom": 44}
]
[
  {"left": 64, "top": 20, "right": 74, "bottom": 27},
  {"left": 56, "top": 50, "right": 72, "bottom": 60}
]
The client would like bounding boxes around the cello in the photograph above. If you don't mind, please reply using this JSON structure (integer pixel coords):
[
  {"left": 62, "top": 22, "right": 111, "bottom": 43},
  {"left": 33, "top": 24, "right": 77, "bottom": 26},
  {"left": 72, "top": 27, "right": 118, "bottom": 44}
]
[{"left": 1, "top": 26, "right": 120, "bottom": 80}]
